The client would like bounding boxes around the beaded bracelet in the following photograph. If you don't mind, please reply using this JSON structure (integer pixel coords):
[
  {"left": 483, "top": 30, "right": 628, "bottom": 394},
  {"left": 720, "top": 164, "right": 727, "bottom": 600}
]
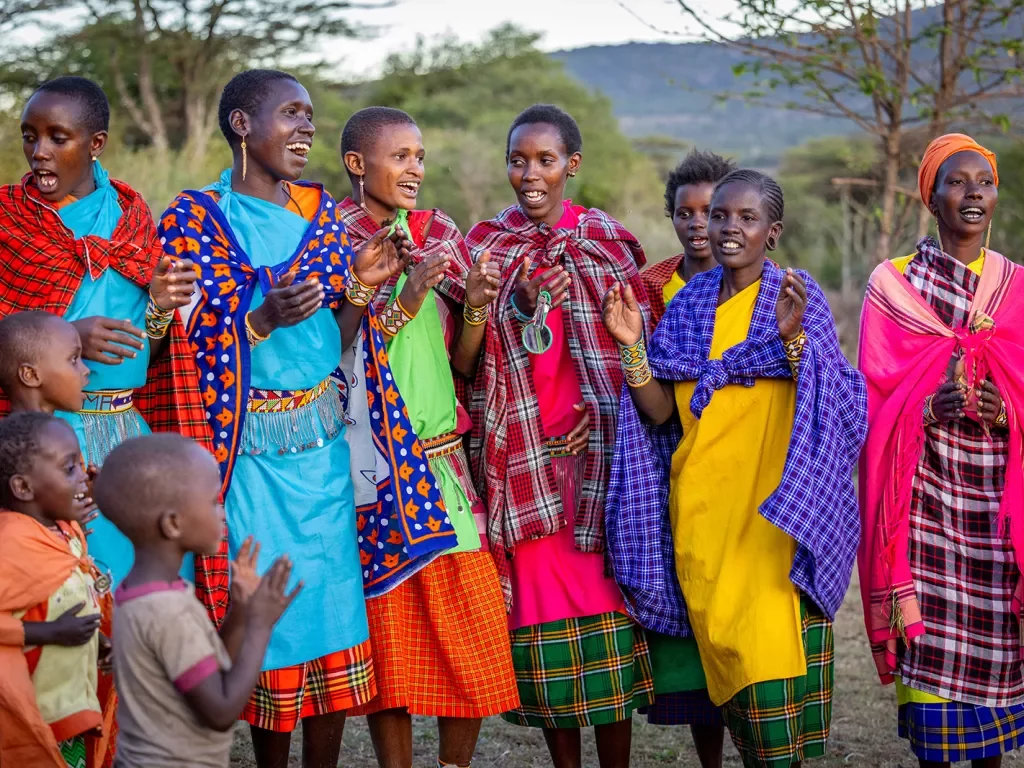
[
  {"left": 245, "top": 312, "right": 269, "bottom": 348},
  {"left": 464, "top": 302, "right": 489, "bottom": 327},
  {"left": 923, "top": 395, "right": 938, "bottom": 426},
  {"left": 144, "top": 294, "right": 174, "bottom": 339},
  {"left": 782, "top": 329, "right": 807, "bottom": 380},
  {"left": 618, "top": 338, "right": 653, "bottom": 388},
  {"left": 510, "top": 294, "right": 532, "bottom": 324},
  {"left": 345, "top": 272, "right": 376, "bottom": 307},
  {"left": 380, "top": 296, "right": 416, "bottom": 336}
]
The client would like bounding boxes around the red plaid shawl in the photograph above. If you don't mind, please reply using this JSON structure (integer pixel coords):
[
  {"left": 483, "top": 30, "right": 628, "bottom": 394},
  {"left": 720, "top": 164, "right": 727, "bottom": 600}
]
[
  {"left": 466, "top": 205, "right": 651, "bottom": 596},
  {"left": 0, "top": 174, "right": 229, "bottom": 624},
  {"left": 641, "top": 254, "right": 684, "bottom": 327}
]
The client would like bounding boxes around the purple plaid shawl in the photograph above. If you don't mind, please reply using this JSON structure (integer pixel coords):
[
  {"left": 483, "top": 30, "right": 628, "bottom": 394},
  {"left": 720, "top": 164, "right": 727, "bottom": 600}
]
[{"left": 606, "top": 261, "right": 867, "bottom": 636}]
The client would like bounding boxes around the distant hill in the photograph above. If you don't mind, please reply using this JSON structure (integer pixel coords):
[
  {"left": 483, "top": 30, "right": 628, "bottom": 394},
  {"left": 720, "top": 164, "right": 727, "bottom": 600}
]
[
  {"left": 551, "top": 41, "right": 850, "bottom": 163},
  {"left": 552, "top": 5, "right": 1023, "bottom": 164}
]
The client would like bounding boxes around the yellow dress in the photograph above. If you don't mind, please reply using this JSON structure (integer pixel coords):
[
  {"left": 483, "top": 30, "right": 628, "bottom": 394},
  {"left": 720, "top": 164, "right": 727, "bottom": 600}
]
[
  {"left": 668, "top": 278, "right": 804, "bottom": 705},
  {"left": 663, "top": 270, "right": 686, "bottom": 309}
]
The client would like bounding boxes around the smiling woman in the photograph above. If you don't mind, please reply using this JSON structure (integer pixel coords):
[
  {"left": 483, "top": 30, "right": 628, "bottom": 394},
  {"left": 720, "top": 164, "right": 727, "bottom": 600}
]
[
  {"left": 156, "top": 68, "right": 459, "bottom": 768},
  {"left": 859, "top": 134, "right": 1024, "bottom": 766}
]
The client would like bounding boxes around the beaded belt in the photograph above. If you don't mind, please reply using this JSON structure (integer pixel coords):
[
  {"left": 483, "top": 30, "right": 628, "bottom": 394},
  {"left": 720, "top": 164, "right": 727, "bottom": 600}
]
[
  {"left": 247, "top": 377, "right": 333, "bottom": 413},
  {"left": 544, "top": 436, "right": 575, "bottom": 459},
  {"left": 421, "top": 431, "right": 463, "bottom": 460},
  {"left": 80, "top": 389, "right": 135, "bottom": 414}
]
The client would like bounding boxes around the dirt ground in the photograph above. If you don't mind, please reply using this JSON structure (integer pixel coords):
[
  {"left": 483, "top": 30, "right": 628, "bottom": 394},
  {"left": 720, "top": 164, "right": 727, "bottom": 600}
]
[{"left": 229, "top": 576, "right": 1021, "bottom": 767}]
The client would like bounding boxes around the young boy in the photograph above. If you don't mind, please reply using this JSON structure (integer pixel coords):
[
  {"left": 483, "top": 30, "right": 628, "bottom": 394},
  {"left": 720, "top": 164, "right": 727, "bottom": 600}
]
[
  {"left": 0, "top": 310, "right": 91, "bottom": 415},
  {"left": 94, "top": 433, "right": 300, "bottom": 768},
  {"left": 0, "top": 412, "right": 106, "bottom": 768}
]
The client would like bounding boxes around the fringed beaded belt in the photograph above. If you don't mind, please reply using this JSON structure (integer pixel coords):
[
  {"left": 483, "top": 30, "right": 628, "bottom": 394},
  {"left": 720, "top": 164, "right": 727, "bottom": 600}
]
[
  {"left": 420, "top": 431, "right": 464, "bottom": 460},
  {"left": 240, "top": 376, "right": 345, "bottom": 456},
  {"left": 80, "top": 389, "right": 135, "bottom": 414},
  {"left": 77, "top": 389, "right": 145, "bottom": 466},
  {"left": 544, "top": 436, "right": 575, "bottom": 459}
]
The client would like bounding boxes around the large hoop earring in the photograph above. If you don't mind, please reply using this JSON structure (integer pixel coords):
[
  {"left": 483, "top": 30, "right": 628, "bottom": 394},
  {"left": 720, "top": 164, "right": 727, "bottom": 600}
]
[
  {"left": 359, "top": 175, "right": 368, "bottom": 212},
  {"left": 241, "top": 138, "right": 248, "bottom": 181}
]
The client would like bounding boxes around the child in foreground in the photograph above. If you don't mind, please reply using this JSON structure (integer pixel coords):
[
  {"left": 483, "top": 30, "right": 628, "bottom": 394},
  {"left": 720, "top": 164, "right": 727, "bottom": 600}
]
[
  {"left": 0, "top": 412, "right": 107, "bottom": 768},
  {"left": 94, "top": 433, "right": 300, "bottom": 768},
  {"left": 0, "top": 310, "right": 91, "bottom": 416}
]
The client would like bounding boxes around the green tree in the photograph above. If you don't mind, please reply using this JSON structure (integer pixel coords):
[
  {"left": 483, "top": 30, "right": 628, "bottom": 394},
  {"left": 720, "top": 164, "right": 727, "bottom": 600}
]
[{"left": 641, "top": 0, "right": 1024, "bottom": 262}]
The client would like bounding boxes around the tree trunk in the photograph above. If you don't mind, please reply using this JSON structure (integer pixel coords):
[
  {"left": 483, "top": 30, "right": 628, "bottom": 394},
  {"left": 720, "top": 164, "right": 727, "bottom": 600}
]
[
  {"left": 875, "top": 133, "right": 902, "bottom": 263},
  {"left": 132, "top": 0, "right": 168, "bottom": 154}
]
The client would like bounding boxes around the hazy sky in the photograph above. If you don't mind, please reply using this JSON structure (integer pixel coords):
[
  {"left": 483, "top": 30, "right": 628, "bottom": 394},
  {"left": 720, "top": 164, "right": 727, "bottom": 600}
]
[{"left": 335, "top": 0, "right": 710, "bottom": 77}]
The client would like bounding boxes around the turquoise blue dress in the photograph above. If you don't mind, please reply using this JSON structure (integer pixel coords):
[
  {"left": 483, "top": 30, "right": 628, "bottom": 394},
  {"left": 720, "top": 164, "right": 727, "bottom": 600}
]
[
  {"left": 54, "top": 162, "right": 192, "bottom": 585},
  {"left": 207, "top": 171, "right": 369, "bottom": 671}
]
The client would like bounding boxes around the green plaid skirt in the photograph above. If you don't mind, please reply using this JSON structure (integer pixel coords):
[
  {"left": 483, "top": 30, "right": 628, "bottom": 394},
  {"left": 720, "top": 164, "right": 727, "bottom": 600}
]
[
  {"left": 503, "top": 611, "right": 655, "bottom": 728},
  {"left": 723, "top": 600, "right": 834, "bottom": 767}
]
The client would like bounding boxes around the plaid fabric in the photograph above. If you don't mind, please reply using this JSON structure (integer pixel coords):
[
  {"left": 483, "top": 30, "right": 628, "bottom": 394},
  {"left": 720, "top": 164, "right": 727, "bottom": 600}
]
[
  {"left": 642, "top": 690, "right": 722, "bottom": 726},
  {"left": 351, "top": 551, "right": 519, "bottom": 718},
  {"left": 641, "top": 254, "right": 684, "bottom": 327},
  {"left": 336, "top": 198, "right": 470, "bottom": 311},
  {"left": 607, "top": 261, "right": 866, "bottom": 636},
  {"left": 466, "top": 205, "right": 650, "bottom": 606},
  {"left": 503, "top": 610, "right": 654, "bottom": 728},
  {"left": 894, "top": 237, "right": 1024, "bottom": 706},
  {"left": 160, "top": 187, "right": 456, "bottom": 598},
  {"left": 58, "top": 736, "right": 86, "bottom": 768},
  {"left": 242, "top": 639, "right": 376, "bottom": 732},
  {"left": 0, "top": 175, "right": 227, "bottom": 625},
  {"left": 898, "top": 699, "right": 1024, "bottom": 761},
  {"left": 723, "top": 603, "right": 833, "bottom": 767},
  {"left": 336, "top": 198, "right": 475, "bottom": 424}
]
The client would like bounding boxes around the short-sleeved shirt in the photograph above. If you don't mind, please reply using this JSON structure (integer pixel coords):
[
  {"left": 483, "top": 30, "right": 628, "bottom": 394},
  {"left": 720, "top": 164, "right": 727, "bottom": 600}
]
[{"left": 112, "top": 580, "right": 232, "bottom": 768}]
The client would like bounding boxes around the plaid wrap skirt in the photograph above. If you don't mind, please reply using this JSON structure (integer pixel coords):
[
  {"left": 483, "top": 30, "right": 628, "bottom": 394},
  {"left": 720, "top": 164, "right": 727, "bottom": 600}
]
[
  {"left": 722, "top": 603, "right": 833, "bottom": 767},
  {"left": 351, "top": 551, "right": 519, "bottom": 718},
  {"left": 899, "top": 700, "right": 1024, "bottom": 762},
  {"left": 503, "top": 611, "right": 654, "bottom": 729},
  {"left": 241, "top": 638, "right": 375, "bottom": 732}
]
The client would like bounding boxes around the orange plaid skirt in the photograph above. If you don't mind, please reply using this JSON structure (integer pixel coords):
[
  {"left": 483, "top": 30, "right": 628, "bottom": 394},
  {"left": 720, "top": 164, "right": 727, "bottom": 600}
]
[
  {"left": 352, "top": 550, "right": 520, "bottom": 718},
  {"left": 241, "top": 638, "right": 375, "bottom": 732}
]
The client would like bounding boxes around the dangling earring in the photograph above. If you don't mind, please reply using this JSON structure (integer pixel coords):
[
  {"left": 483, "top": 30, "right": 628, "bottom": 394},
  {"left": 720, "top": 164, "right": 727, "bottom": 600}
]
[
  {"left": 359, "top": 175, "right": 368, "bottom": 212},
  {"left": 985, "top": 220, "right": 993, "bottom": 251},
  {"left": 568, "top": 171, "right": 576, "bottom": 178},
  {"left": 241, "top": 138, "right": 248, "bottom": 181}
]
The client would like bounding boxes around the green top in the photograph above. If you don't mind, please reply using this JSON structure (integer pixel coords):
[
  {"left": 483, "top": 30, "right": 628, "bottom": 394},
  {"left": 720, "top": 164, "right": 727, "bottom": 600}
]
[{"left": 385, "top": 238, "right": 480, "bottom": 553}]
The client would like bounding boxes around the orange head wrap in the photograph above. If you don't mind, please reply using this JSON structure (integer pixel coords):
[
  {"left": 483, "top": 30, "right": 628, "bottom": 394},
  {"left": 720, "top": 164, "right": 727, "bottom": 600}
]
[{"left": 918, "top": 133, "right": 998, "bottom": 208}]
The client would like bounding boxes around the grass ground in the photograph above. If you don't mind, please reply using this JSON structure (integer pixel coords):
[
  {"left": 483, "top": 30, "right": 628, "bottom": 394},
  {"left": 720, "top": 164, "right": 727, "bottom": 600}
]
[{"left": 229, "top": 576, "right": 1021, "bottom": 767}]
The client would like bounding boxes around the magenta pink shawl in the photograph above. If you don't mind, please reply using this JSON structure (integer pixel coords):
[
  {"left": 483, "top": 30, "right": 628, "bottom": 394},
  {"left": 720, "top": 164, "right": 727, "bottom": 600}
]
[{"left": 858, "top": 250, "right": 1024, "bottom": 682}]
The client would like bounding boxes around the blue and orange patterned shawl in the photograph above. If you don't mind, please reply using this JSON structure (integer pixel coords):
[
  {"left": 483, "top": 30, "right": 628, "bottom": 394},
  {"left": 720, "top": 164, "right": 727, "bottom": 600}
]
[{"left": 158, "top": 184, "right": 457, "bottom": 596}]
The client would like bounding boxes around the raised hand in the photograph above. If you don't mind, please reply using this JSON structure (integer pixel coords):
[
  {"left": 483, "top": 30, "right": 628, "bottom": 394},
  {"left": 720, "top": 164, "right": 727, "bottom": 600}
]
[
  {"left": 566, "top": 401, "right": 590, "bottom": 455},
  {"left": 776, "top": 269, "right": 807, "bottom": 341},
  {"left": 353, "top": 229, "right": 413, "bottom": 288},
  {"left": 400, "top": 252, "right": 451, "bottom": 314},
  {"left": 246, "top": 556, "right": 303, "bottom": 631},
  {"left": 229, "top": 537, "right": 262, "bottom": 609},
  {"left": 976, "top": 380, "right": 1005, "bottom": 426},
  {"left": 512, "top": 257, "right": 570, "bottom": 317},
  {"left": 77, "top": 463, "right": 99, "bottom": 530},
  {"left": 72, "top": 316, "right": 146, "bottom": 365},
  {"left": 150, "top": 256, "right": 198, "bottom": 310},
  {"left": 602, "top": 282, "right": 643, "bottom": 347},
  {"left": 248, "top": 271, "right": 324, "bottom": 337},
  {"left": 466, "top": 250, "right": 499, "bottom": 309}
]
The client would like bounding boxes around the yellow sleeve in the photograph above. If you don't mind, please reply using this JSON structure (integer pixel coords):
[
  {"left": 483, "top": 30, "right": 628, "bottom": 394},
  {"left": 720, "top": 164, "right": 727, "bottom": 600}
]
[{"left": 890, "top": 254, "right": 915, "bottom": 275}]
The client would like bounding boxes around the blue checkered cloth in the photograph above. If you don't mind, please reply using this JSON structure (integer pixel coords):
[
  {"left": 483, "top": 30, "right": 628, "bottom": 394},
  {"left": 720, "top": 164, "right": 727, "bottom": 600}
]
[
  {"left": 899, "top": 701, "right": 1024, "bottom": 762},
  {"left": 605, "top": 262, "right": 867, "bottom": 636},
  {"left": 642, "top": 690, "right": 723, "bottom": 726}
]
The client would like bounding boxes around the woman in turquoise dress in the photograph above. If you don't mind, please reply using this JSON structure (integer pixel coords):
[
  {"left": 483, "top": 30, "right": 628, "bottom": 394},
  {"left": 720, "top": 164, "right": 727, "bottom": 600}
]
[
  {"left": 0, "top": 76, "right": 216, "bottom": 603},
  {"left": 158, "top": 69, "right": 458, "bottom": 768}
]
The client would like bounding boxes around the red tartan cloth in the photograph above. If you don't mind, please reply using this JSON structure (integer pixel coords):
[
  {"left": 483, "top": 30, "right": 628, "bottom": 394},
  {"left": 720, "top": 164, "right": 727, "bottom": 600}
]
[
  {"left": 465, "top": 205, "right": 651, "bottom": 606},
  {"left": 336, "top": 198, "right": 474, "bottom": 404},
  {"left": 640, "top": 254, "right": 684, "bottom": 327},
  {"left": 0, "top": 174, "right": 229, "bottom": 625}
]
